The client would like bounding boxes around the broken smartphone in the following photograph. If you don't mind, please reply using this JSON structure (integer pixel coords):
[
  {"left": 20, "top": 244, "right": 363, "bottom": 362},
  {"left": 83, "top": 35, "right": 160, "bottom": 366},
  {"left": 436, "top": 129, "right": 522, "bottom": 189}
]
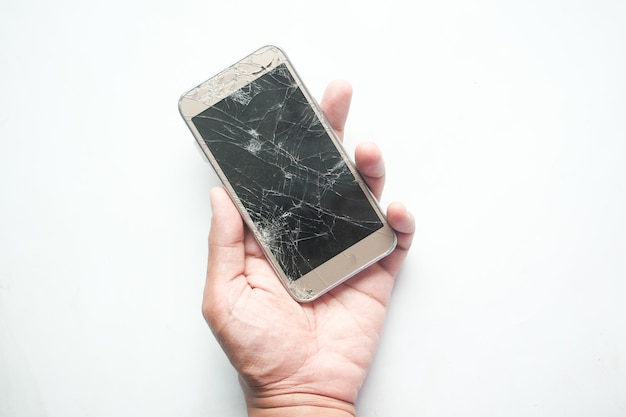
[{"left": 178, "top": 45, "right": 396, "bottom": 302}]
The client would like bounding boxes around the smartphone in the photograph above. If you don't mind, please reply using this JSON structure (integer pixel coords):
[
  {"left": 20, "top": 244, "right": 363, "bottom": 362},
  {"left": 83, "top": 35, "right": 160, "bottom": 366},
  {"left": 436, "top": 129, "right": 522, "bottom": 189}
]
[{"left": 178, "top": 45, "right": 396, "bottom": 302}]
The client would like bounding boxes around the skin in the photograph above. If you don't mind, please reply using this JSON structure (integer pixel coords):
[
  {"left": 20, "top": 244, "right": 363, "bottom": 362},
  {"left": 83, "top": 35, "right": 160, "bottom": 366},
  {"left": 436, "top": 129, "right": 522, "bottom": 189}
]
[{"left": 202, "top": 79, "right": 415, "bottom": 417}]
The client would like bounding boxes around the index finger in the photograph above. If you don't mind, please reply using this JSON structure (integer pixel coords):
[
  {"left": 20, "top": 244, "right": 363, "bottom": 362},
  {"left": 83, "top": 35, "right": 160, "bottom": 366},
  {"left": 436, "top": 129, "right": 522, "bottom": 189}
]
[{"left": 320, "top": 79, "right": 353, "bottom": 141}]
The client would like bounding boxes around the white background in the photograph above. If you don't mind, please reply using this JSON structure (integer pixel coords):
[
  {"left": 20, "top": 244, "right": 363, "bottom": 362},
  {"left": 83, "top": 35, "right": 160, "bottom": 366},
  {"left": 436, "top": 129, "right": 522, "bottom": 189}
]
[{"left": 1, "top": 0, "right": 625, "bottom": 416}]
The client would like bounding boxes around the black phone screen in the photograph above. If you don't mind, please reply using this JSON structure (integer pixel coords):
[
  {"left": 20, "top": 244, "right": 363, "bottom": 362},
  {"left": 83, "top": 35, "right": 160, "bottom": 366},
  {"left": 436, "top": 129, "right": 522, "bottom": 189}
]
[{"left": 192, "top": 64, "right": 383, "bottom": 281}]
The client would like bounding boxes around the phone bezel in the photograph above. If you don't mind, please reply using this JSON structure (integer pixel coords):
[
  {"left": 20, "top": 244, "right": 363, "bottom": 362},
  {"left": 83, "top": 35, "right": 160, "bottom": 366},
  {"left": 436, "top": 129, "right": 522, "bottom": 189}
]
[{"left": 179, "top": 45, "right": 397, "bottom": 302}]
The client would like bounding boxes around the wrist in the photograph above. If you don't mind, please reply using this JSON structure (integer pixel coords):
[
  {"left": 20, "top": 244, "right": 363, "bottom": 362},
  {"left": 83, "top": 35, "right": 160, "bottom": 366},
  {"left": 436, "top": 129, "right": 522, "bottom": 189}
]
[{"left": 246, "top": 392, "right": 356, "bottom": 417}]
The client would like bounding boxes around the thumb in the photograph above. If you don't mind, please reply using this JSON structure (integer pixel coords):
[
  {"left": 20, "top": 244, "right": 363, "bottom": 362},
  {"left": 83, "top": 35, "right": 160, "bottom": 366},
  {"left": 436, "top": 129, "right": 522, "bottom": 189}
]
[{"left": 203, "top": 187, "right": 246, "bottom": 323}]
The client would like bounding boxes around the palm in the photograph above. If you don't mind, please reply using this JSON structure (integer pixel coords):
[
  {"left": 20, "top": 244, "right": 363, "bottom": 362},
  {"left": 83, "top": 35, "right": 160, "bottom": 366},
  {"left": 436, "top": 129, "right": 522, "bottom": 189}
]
[{"left": 208, "top": 225, "right": 395, "bottom": 404}]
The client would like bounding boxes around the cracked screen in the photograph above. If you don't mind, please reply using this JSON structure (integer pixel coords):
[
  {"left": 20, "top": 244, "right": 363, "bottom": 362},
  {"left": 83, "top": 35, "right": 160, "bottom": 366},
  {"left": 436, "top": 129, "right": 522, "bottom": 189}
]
[{"left": 191, "top": 64, "right": 383, "bottom": 281}]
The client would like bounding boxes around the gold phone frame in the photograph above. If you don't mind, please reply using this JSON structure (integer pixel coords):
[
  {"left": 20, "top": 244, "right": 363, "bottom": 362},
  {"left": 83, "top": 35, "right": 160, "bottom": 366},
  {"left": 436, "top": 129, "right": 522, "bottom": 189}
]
[{"left": 179, "top": 45, "right": 396, "bottom": 302}]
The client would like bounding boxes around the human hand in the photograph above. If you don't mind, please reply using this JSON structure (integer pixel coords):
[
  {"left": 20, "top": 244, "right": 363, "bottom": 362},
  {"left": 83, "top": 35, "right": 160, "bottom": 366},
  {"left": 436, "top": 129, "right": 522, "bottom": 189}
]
[{"left": 202, "top": 80, "right": 415, "bottom": 417}]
